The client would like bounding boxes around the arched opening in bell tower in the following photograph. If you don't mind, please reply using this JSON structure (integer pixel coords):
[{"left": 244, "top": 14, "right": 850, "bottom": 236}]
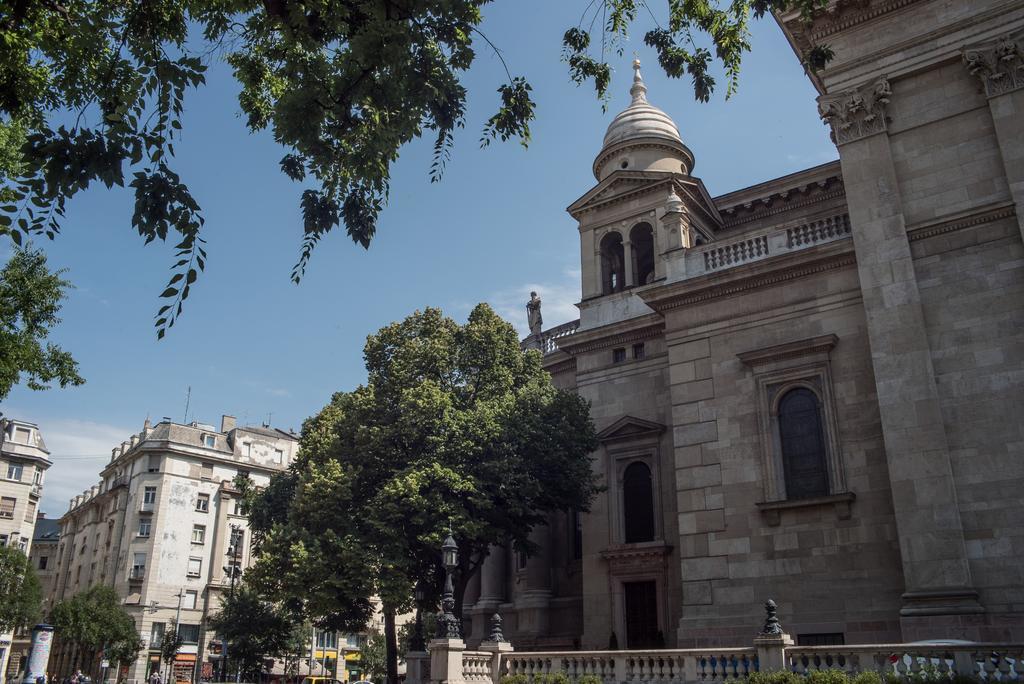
[
  {"left": 600, "top": 232, "right": 625, "bottom": 294},
  {"left": 630, "top": 222, "right": 655, "bottom": 286}
]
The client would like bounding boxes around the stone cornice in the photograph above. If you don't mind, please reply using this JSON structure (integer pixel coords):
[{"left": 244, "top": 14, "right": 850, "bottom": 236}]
[
  {"left": 542, "top": 357, "right": 577, "bottom": 376},
  {"left": 963, "top": 28, "right": 1024, "bottom": 98},
  {"left": 600, "top": 540, "right": 673, "bottom": 574},
  {"left": 818, "top": 75, "right": 892, "bottom": 145},
  {"left": 557, "top": 316, "right": 665, "bottom": 356},
  {"left": 719, "top": 182, "right": 846, "bottom": 229},
  {"left": 571, "top": 174, "right": 723, "bottom": 230},
  {"left": 592, "top": 138, "right": 695, "bottom": 181},
  {"left": 738, "top": 334, "right": 839, "bottom": 367},
  {"left": 641, "top": 241, "right": 856, "bottom": 313},
  {"left": 808, "top": 0, "right": 917, "bottom": 43},
  {"left": 907, "top": 202, "right": 1017, "bottom": 242}
]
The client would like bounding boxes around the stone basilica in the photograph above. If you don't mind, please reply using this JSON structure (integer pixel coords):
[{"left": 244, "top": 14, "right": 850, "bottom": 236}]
[{"left": 460, "top": 0, "right": 1024, "bottom": 651}]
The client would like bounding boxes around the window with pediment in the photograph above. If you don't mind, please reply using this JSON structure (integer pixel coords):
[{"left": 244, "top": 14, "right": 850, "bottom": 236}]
[
  {"left": 738, "top": 335, "right": 852, "bottom": 522},
  {"left": 597, "top": 416, "right": 666, "bottom": 545}
]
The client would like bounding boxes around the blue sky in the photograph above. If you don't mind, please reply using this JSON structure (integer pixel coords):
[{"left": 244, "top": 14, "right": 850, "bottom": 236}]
[{"left": 1, "top": 1, "right": 835, "bottom": 516}]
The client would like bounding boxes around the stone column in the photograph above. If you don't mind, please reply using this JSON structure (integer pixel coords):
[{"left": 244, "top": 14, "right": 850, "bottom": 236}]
[
  {"left": 516, "top": 525, "right": 551, "bottom": 638},
  {"left": 820, "top": 76, "right": 981, "bottom": 632},
  {"left": 963, "top": 31, "right": 1024, "bottom": 243},
  {"left": 470, "top": 546, "right": 506, "bottom": 643},
  {"left": 622, "top": 240, "right": 634, "bottom": 288},
  {"left": 405, "top": 651, "right": 429, "bottom": 684}
]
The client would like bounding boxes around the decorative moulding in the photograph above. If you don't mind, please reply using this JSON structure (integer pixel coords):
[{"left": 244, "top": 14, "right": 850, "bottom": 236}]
[
  {"left": 558, "top": 320, "right": 664, "bottom": 356},
  {"left": 596, "top": 415, "right": 667, "bottom": 444},
  {"left": 600, "top": 540, "right": 672, "bottom": 574},
  {"left": 963, "top": 29, "right": 1024, "bottom": 98},
  {"left": 756, "top": 492, "right": 856, "bottom": 526},
  {"left": 818, "top": 76, "right": 892, "bottom": 145},
  {"left": 738, "top": 334, "right": 839, "bottom": 367}
]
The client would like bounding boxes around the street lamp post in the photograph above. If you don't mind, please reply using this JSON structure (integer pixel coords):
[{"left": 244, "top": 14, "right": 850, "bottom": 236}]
[
  {"left": 438, "top": 535, "right": 460, "bottom": 639},
  {"left": 221, "top": 525, "right": 242, "bottom": 683},
  {"left": 410, "top": 583, "right": 426, "bottom": 652}
]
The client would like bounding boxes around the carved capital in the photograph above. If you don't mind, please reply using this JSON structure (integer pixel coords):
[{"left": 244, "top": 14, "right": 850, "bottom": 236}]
[
  {"left": 818, "top": 76, "right": 892, "bottom": 145},
  {"left": 963, "top": 29, "right": 1024, "bottom": 98}
]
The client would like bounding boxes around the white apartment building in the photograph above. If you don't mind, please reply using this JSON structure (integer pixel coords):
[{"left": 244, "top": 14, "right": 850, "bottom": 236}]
[
  {"left": 0, "top": 419, "right": 52, "bottom": 684},
  {"left": 49, "top": 416, "right": 298, "bottom": 684}
]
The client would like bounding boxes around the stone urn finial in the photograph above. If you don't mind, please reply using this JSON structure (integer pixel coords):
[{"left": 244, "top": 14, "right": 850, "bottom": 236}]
[
  {"left": 489, "top": 612, "right": 505, "bottom": 643},
  {"left": 761, "top": 598, "right": 783, "bottom": 635}
]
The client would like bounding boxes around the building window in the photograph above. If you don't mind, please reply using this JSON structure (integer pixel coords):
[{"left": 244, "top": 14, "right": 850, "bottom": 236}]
[
  {"left": 24, "top": 499, "right": 36, "bottom": 523},
  {"left": 131, "top": 553, "right": 146, "bottom": 579},
  {"left": 613, "top": 348, "right": 626, "bottom": 363},
  {"left": 629, "top": 222, "right": 655, "bottom": 286},
  {"left": 196, "top": 493, "right": 209, "bottom": 513},
  {"left": 143, "top": 486, "right": 157, "bottom": 505},
  {"left": 203, "top": 434, "right": 216, "bottom": 448},
  {"left": 150, "top": 622, "right": 166, "bottom": 648},
  {"left": 274, "top": 448, "right": 284, "bottom": 464},
  {"left": 200, "top": 462, "right": 213, "bottom": 480},
  {"left": 187, "top": 557, "right": 202, "bottom": 577},
  {"left": 231, "top": 499, "right": 244, "bottom": 516},
  {"left": 0, "top": 496, "right": 15, "bottom": 519},
  {"left": 316, "top": 631, "right": 337, "bottom": 649},
  {"left": 192, "top": 524, "right": 206, "bottom": 544},
  {"left": 177, "top": 623, "right": 200, "bottom": 643},
  {"left": 38, "top": 556, "right": 48, "bottom": 570},
  {"left": 6, "top": 463, "right": 23, "bottom": 481},
  {"left": 33, "top": 469, "right": 42, "bottom": 485},
  {"left": 622, "top": 461, "right": 655, "bottom": 543},
  {"left": 15, "top": 426, "right": 32, "bottom": 442},
  {"left": 0, "top": 534, "right": 8, "bottom": 546},
  {"left": 242, "top": 442, "right": 252, "bottom": 458},
  {"left": 778, "top": 388, "right": 829, "bottom": 499},
  {"left": 147, "top": 455, "right": 160, "bottom": 473},
  {"left": 600, "top": 232, "right": 625, "bottom": 294},
  {"left": 228, "top": 528, "right": 244, "bottom": 556},
  {"left": 633, "top": 343, "right": 645, "bottom": 360},
  {"left": 138, "top": 519, "right": 152, "bottom": 537}
]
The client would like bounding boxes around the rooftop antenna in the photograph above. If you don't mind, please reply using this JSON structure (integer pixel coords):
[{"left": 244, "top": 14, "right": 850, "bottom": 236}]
[
  {"left": 266, "top": 412, "right": 273, "bottom": 428},
  {"left": 183, "top": 385, "right": 191, "bottom": 424}
]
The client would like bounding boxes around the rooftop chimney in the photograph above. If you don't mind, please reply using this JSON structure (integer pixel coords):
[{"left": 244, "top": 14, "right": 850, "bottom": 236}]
[{"left": 221, "top": 415, "right": 236, "bottom": 433}]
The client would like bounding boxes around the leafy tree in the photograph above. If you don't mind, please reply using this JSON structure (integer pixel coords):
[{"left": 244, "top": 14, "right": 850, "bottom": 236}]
[
  {"left": 359, "top": 632, "right": 387, "bottom": 684},
  {"left": 244, "top": 303, "right": 600, "bottom": 684},
  {"left": 0, "top": 0, "right": 830, "bottom": 336},
  {"left": 50, "top": 585, "right": 141, "bottom": 674},
  {"left": 208, "top": 584, "right": 296, "bottom": 682},
  {"left": 0, "top": 545, "right": 42, "bottom": 633},
  {"left": 159, "top": 624, "right": 184, "bottom": 679},
  {"left": 0, "top": 245, "right": 83, "bottom": 401}
]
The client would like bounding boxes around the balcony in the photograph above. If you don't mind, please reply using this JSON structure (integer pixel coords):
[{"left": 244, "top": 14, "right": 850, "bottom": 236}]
[
  {"left": 129, "top": 567, "right": 145, "bottom": 581},
  {"left": 139, "top": 501, "right": 154, "bottom": 513}
]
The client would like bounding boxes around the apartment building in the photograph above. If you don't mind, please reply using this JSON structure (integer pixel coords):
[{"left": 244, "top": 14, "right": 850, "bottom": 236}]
[
  {"left": 6, "top": 515, "right": 61, "bottom": 683},
  {"left": 0, "top": 419, "right": 52, "bottom": 683},
  {"left": 49, "top": 416, "right": 298, "bottom": 684}
]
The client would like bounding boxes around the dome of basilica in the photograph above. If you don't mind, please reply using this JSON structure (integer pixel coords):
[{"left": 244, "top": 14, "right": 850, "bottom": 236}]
[{"left": 602, "top": 60, "right": 683, "bottom": 148}]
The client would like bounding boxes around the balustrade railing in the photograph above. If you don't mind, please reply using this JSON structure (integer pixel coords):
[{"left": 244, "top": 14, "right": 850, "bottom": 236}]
[
  {"left": 464, "top": 651, "right": 495, "bottom": 684},
  {"left": 787, "top": 644, "right": 1024, "bottom": 681},
  {"left": 504, "top": 648, "right": 758, "bottom": 684},
  {"left": 530, "top": 319, "right": 581, "bottom": 356}
]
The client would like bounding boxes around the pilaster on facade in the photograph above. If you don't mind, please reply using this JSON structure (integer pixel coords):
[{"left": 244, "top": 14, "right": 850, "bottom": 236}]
[
  {"left": 818, "top": 76, "right": 892, "bottom": 145},
  {"left": 962, "top": 29, "right": 1024, "bottom": 98}
]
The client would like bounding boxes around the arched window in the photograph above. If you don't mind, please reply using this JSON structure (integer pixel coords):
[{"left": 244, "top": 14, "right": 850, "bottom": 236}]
[
  {"left": 630, "top": 223, "right": 655, "bottom": 286},
  {"left": 778, "top": 388, "right": 829, "bottom": 499},
  {"left": 600, "top": 232, "right": 625, "bottom": 295},
  {"left": 622, "top": 461, "right": 655, "bottom": 543}
]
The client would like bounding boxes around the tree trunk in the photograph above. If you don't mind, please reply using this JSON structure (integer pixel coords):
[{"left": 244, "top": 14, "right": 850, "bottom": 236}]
[{"left": 384, "top": 608, "right": 399, "bottom": 684}]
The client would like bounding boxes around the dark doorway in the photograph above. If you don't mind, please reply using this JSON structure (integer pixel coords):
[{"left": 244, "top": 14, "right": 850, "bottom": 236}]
[{"left": 624, "top": 580, "right": 659, "bottom": 648}]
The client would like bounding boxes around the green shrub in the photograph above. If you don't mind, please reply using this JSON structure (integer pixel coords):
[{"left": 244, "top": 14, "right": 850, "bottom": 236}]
[
  {"left": 852, "top": 671, "right": 883, "bottom": 684},
  {"left": 748, "top": 670, "right": 805, "bottom": 684},
  {"left": 808, "top": 670, "right": 853, "bottom": 684},
  {"left": 501, "top": 675, "right": 530, "bottom": 684},
  {"left": 577, "top": 675, "right": 603, "bottom": 684},
  {"left": 536, "top": 673, "right": 570, "bottom": 684}
]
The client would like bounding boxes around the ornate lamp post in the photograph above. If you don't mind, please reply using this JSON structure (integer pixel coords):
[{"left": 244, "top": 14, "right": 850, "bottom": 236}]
[
  {"left": 410, "top": 582, "right": 426, "bottom": 651},
  {"left": 438, "top": 534, "right": 461, "bottom": 639}
]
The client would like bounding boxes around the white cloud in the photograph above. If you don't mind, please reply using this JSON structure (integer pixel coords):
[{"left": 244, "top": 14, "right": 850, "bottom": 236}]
[
  {"left": 485, "top": 266, "right": 581, "bottom": 338},
  {"left": 33, "top": 418, "right": 136, "bottom": 518}
]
